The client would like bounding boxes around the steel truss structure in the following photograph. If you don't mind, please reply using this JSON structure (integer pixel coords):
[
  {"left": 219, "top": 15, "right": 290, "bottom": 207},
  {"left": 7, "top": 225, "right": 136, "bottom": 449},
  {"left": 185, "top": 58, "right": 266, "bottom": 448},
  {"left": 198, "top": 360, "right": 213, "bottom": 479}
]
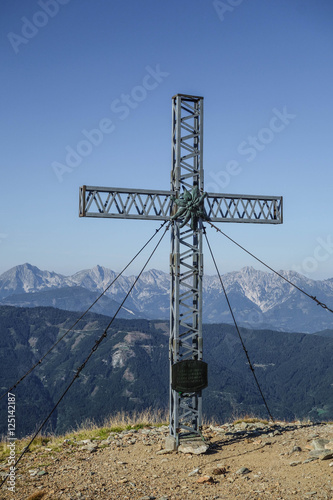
[
  {"left": 79, "top": 94, "right": 283, "bottom": 448},
  {"left": 79, "top": 188, "right": 282, "bottom": 224},
  {"left": 168, "top": 95, "right": 204, "bottom": 445}
]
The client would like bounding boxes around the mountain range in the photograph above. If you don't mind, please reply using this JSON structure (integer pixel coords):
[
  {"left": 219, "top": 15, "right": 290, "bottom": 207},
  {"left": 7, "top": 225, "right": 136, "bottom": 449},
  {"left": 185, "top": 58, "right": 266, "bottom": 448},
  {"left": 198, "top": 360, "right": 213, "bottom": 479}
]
[{"left": 0, "top": 263, "right": 333, "bottom": 333}]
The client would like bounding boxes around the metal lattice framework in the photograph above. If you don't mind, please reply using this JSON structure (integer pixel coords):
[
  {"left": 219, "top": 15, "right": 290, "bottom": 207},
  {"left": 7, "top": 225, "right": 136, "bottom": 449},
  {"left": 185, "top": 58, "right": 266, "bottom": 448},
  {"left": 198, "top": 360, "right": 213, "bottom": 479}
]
[
  {"left": 79, "top": 93, "right": 283, "bottom": 448},
  {"left": 168, "top": 95, "right": 204, "bottom": 444},
  {"left": 79, "top": 188, "right": 282, "bottom": 224}
]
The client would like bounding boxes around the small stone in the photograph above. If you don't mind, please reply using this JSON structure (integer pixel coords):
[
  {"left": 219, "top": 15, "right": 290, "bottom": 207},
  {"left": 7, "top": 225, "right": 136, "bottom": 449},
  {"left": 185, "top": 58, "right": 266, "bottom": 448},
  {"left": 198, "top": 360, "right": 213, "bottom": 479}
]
[
  {"left": 156, "top": 449, "right": 173, "bottom": 455},
  {"left": 82, "top": 444, "right": 98, "bottom": 453},
  {"left": 291, "top": 446, "right": 302, "bottom": 453},
  {"left": 212, "top": 467, "right": 226, "bottom": 475},
  {"left": 309, "top": 449, "right": 333, "bottom": 460},
  {"left": 188, "top": 468, "right": 200, "bottom": 477},
  {"left": 309, "top": 450, "right": 324, "bottom": 458},
  {"left": 311, "top": 438, "right": 329, "bottom": 450},
  {"left": 238, "top": 422, "right": 249, "bottom": 430},
  {"left": 26, "top": 491, "right": 48, "bottom": 500},
  {"left": 289, "top": 461, "right": 301, "bottom": 466},
  {"left": 178, "top": 441, "right": 209, "bottom": 455},
  {"left": 320, "top": 451, "right": 333, "bottom": 460},
  {"left": 210, "top": 425, "right": 225, "bottom": 433},
  {"left": 37, "top": 470, "right": 48, "bottom": 476},
  {"left": 196, "top": 475, "right": 214, "bottom": 484},
  {"left": 164, "top": 436, "right": 177, "bottom": 451},
  {"left": 99, "top": 439, "right": 109, "bottom": 446},
  {"left": 77, "top": 439, "right": 92, "bottom": 445},
  {"left": 236, "top": 467, "right": 251, "bottom": 475}
]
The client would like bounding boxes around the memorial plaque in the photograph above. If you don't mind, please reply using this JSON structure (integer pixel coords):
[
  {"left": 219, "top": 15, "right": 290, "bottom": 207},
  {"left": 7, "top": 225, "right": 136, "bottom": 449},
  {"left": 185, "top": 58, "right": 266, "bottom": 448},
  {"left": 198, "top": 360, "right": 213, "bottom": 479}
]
[{"left": 172, "top": 360, "right": 208, "bottom": 393}]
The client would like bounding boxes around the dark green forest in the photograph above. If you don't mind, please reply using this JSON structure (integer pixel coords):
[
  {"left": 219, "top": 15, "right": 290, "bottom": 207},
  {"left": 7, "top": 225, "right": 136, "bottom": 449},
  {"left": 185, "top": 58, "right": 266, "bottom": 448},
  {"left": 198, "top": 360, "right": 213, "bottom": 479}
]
[{"left": 1, "top": 306, "right": 333, "bottom": 438}]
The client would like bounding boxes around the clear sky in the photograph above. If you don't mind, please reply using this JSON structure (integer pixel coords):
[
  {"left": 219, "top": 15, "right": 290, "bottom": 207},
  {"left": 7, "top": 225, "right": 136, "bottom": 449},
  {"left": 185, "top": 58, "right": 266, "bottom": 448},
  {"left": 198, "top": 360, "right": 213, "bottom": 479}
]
[{"left": 1, "top": 0, "right": 333, "bottom": 280}]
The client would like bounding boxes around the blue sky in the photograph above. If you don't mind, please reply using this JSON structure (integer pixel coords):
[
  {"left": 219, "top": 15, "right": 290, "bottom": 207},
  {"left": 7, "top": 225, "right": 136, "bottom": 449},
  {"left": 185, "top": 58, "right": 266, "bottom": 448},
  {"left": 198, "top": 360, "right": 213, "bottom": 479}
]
[{"left": 1, "top": 0, "right": 333, "bottom": 279}]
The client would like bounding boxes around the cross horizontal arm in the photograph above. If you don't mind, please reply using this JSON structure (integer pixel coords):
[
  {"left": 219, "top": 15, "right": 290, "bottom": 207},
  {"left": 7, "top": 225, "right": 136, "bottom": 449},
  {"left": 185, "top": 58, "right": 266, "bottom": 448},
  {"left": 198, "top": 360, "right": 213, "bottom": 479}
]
[
  {"left": 206, "top": 193, "right": 283, "bottom": 224},
  {"left": 79, "top": 186, "right": 174, "bottom": 221},
  {"left": 79, "top": 186, "right": 283, "bottom": 224}
]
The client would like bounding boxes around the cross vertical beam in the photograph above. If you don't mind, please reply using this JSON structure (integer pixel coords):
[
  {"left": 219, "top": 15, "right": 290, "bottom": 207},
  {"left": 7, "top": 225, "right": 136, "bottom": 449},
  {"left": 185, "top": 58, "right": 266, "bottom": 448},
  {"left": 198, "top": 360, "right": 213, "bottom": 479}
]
[{"left": 169, "top": 95, "right": 204, "bottom": 446}]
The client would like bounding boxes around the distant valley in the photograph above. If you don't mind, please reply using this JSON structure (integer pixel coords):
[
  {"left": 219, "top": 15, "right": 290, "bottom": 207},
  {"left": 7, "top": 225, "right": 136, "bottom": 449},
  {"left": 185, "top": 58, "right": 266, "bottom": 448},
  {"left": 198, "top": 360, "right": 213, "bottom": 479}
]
[{"left": 1, "top": 306, "right": 333, "bottom": 438}]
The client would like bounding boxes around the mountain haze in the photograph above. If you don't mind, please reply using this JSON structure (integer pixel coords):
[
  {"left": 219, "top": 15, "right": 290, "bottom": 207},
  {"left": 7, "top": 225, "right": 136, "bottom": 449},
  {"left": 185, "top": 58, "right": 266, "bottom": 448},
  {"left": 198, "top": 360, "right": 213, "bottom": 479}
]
[{"left": 1, "top": 264, "right": 332, "bottom": 332}]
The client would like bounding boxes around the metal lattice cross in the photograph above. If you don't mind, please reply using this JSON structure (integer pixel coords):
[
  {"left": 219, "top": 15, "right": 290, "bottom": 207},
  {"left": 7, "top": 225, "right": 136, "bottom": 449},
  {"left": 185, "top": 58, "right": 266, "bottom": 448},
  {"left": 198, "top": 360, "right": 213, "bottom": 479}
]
[{"left": 79, "top": 94, "right": 283, "bottom": 449}]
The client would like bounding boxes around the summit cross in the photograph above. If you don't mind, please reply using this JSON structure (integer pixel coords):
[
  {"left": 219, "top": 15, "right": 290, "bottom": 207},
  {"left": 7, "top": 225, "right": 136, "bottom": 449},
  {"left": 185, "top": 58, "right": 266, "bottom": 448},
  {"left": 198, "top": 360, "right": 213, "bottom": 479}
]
[{"left": 79, "top": 94, "right": 283, "bottom": 448}]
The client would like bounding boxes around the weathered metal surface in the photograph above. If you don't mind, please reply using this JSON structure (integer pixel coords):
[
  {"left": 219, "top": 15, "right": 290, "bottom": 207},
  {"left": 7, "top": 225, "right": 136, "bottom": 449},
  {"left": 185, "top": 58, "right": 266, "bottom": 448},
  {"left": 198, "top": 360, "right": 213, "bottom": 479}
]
[
  {"left": 172, "top": 360, "right": 208, "bottom": 393},
  {"left": 79, "top": 186, "right": 282, "bottom": 224}
]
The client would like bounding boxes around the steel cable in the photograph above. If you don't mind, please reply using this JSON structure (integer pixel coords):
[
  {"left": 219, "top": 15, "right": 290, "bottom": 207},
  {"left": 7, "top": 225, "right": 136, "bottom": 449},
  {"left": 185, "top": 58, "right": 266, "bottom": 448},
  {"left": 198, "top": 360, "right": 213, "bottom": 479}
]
[
  {"left": 0, "top": 221, "right": 168, "bottom": 403},
  {"left": 203, "top": 226, "right": 274, "bottom": 422},
  {"left": 208, "top": 221, "right": 333, "bottom": 315},
  {"left": 0, "top": 222, "right": 170, "bottom": 489}
]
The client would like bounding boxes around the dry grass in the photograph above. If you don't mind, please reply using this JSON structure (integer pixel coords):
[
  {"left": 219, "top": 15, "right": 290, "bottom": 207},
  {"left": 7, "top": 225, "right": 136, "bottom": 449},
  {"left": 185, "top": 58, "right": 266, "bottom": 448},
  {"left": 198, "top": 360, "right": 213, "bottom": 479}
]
[
  {"left": 230, "top": 413, "right": 318, "bottom": 427},
  {"left": 229, "top": 412, "right": 270, "bottom": 425},
  {"left": 0, "top": 408, "right": 169, "bottom": 462},
  {"left": 232, "top": 416, "right": 269, "bottom": 425},
  {"left": 103, "top": 407, "right": 168, "bottom": 429},
  {"left": 1, "top": 408, "right": 320, "bottom": 463}
]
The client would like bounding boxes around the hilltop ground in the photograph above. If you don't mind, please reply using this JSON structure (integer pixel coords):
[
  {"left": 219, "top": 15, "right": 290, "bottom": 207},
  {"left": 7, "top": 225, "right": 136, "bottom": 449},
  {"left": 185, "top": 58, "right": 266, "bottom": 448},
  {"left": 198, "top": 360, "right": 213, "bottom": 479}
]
[{"left": 1, "top": 418, "right": 333, "bottom": 500}]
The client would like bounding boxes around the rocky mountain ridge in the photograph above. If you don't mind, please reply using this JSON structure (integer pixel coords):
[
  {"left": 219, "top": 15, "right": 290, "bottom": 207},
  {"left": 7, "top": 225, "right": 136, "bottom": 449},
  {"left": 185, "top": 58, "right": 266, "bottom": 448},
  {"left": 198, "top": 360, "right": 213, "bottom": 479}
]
[{"left": 1, "top": 263, "right": 333, "bottom": 332}]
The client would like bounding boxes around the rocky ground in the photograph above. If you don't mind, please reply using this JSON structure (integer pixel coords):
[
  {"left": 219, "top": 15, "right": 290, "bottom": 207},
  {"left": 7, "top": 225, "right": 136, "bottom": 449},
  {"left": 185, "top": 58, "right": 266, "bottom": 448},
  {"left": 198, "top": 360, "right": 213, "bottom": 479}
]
[{"left": 1, "top": 420, "right": 333, "bottom": 500}]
